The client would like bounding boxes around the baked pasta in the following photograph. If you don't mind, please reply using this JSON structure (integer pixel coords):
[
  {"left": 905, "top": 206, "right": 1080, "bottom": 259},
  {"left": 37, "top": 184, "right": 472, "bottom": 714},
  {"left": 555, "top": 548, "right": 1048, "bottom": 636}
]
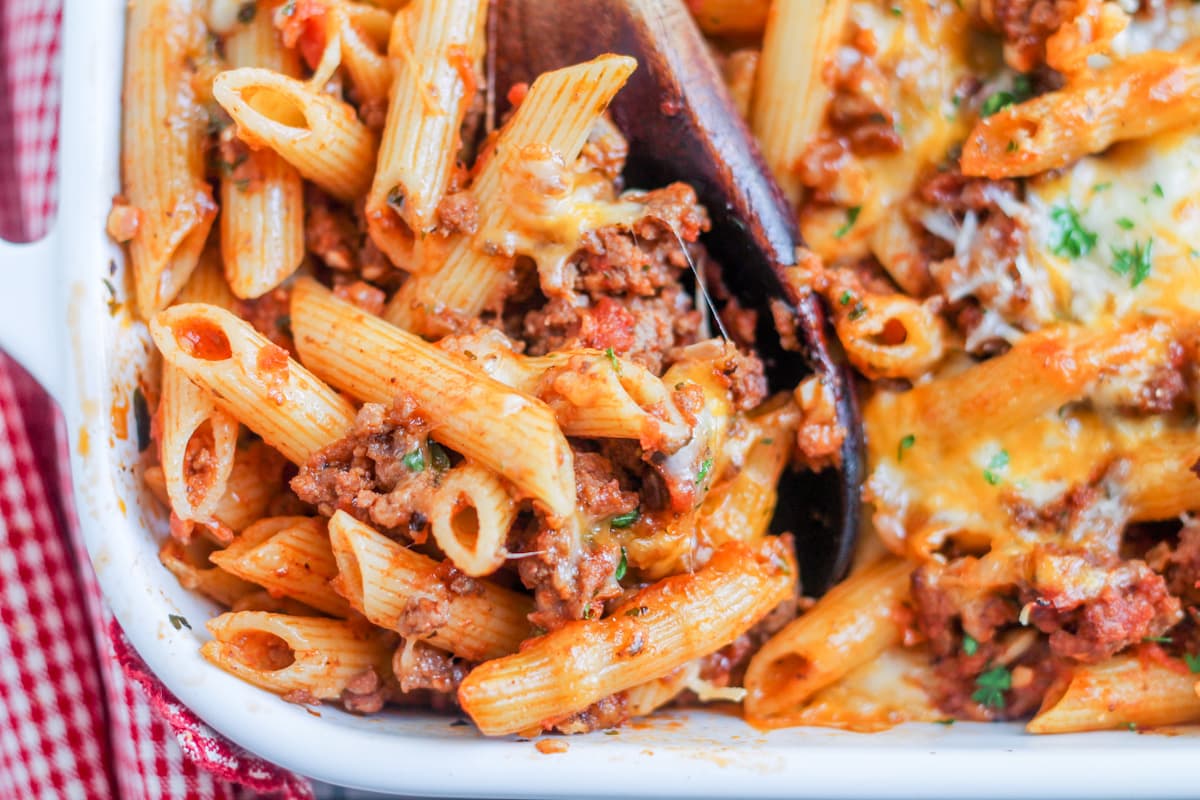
[
  {"left": 112, "top": 0, "right": 1200, "bottom": 738},
  {"left": 113, "top": 0, "right": 826, "bottom": 736}
]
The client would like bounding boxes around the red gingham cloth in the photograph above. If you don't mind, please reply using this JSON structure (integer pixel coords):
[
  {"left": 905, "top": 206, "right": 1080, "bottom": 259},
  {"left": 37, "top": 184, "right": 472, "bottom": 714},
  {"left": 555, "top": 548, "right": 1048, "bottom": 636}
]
[{"left": 0, "top": 3, "right": 320, "bottom": 798}]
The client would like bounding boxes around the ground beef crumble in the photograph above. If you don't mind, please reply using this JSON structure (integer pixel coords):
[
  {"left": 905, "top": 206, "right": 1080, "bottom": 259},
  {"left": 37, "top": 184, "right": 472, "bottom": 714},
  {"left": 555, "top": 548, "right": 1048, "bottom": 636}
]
[{"left": 290, "top": 397, "right": 445, "bottom": 540}]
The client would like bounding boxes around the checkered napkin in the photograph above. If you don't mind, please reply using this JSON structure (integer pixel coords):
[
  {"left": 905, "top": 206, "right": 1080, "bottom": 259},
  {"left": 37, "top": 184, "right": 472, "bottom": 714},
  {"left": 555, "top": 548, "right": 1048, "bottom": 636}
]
[{"left": 0, "top": 3, "right": 321, "bottom": 797}]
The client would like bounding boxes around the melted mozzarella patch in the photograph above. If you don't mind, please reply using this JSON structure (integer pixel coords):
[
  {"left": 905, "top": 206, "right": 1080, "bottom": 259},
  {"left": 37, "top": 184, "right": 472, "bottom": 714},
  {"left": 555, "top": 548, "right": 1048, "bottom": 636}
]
[{"left": 1026, "top": 129, "right": 1200, "bottom": 325}]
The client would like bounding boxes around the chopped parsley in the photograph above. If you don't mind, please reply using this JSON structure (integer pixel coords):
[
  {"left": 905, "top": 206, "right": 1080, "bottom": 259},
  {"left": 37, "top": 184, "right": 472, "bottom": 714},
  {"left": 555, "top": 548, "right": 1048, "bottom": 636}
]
[
  {"left": 980, "top": 75, "right": 1032, "bottom": 118},
  {"left": 971, "top": 665, "right": 1011, "bottom": 710},
  {"left": 1184, "top": 653, "right": 1200, "bottom": 674},
  {"left": 582, "top": 605, "right": 596, "bottom": 620},
  {"left": 168, "top": 614, "right": 191, "bottom": 631},
  {"left": 696, "top": 457, "right": 714, "bottom": 485},
  {"left": 615, "top": 547, "right": 627, "bottom": 581},
  {"left": 963, "top": 634, "right": 979, "bottom": 656},
  {"left": 1111, "top": 239, "right": 1153, "bottom": 287},
  {"left": 897, "top": 434, "right": 915, "bottom": 461},
  {"left": 1125, "top": 722, "right": 1138, "bottom": 731},
  {"left": 839, "top": 290, "right": 853, "bottom": 306},
  {"left": 1143, "top": 635, "right": 1173, "bottom": 644},
  {"left": 237, "top": 2, "right": 256, "bottom": 23},
  {"left": 624, "top": 606, "right": 648, "bottom": 617},
  {"left": 1115, "top": 217, "right": 1135, "bottom": 231},
  {"left": 848, "top": 302, "right": 867, "bottom": 321},
  {"left": 834, "top": 206, "right": 861, "bottom": 239},
  {"left": 1153, "top": 182, "right": 1165, "bottom": 198},
  {"left": 935, "top": 719, "right": 956, "bottom": 726},
  {"left": 610, "top": 508, "right": 640, "bottom": 529},
  {"left": 133, "top": 387, "right": 151, "bottom": 452},
  {"left": 1093, "top": 182, "right": 1112, "bottom": 192},
  {"left": 1049, "top": 204, "right": 1098, "bottom": 259},
  {"left": 281, "top": 0, "right": 296, "bottom": 15},
  {"left": 890, "top": 4, "right": 903, "bottom": 13},
  {"left": 604, "top": 346, "right": 622, "bottom": 375},
  {"left": 402, "top": 447, "right": 426, "bottom": 472},
  {"left": 427, "top": 442, "right": 450, "bottom": 472},
  {"left": 103, "top": 278, "right": 120, "bottom": 315},
  {"left": 983, "top": 450, "right": 1009, "bottom": 486}
]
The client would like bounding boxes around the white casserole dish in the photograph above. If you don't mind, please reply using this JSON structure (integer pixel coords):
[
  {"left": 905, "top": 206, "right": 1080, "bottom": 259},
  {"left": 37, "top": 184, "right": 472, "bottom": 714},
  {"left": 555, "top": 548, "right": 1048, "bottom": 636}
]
[{"left": 1, "top": 1, "right": 1199, "bottom": 796}]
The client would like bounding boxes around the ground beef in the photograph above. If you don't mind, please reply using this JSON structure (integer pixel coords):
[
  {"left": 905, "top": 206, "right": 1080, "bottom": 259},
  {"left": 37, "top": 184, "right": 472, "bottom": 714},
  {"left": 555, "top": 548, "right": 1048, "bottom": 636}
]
[
  {"left": 824, "top": 33, "right": 902, "bottom": 158},
  {"left": 693, "top": 587, "right": 799, "bottom": 692},
  {"left": 435, "top": 191, "right": 479, "bottom": 236},
  {"left": 392, "top": 639, "right": 470, "bottom": 695},
  {"left": 341, "top": 667, "right": 386, "bottom": 714},
  {"left": 1024, "top": 556, "right": 1180, "bottom": 662},
  {"left": 332, "top": 279, "right": 386, "bottom": 316},
  {"left": 1147, "top": 520, "right": 1200, "bottom": 605},
  {"left": 573, "top": 451, "right": 639, "bottom": 520},
  {"left": 928, "top": 634, "right": 1065, "bottom": 721},
  {"left": 980, "top": 0, "right": 1077, "bottom": 71},
  {"left": 549, "top": 693, "right": 631, "bottom": 734},
  {"left": 305, "top": 189, "right": 360, "bottom": 272},
  {"left": 237, "top": 287, "right": 295, "bottom": 355},
  {"left": 290, "top": 397, "right": 443, "bottom": 540},
  {"left": 911, "top": 558, "right": 1020, "bottom": 658},
  {"left": 517, "top": 183, "right": 710, "bottom": 376},
  {"left": 513, "top": 516, "right": 623, "bottom": 632}
]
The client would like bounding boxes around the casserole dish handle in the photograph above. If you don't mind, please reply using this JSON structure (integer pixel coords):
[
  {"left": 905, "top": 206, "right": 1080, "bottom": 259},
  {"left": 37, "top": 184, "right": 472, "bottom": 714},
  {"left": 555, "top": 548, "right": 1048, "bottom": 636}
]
[{"left": 0, "top": 234, "right": 65, "bottom": 401}]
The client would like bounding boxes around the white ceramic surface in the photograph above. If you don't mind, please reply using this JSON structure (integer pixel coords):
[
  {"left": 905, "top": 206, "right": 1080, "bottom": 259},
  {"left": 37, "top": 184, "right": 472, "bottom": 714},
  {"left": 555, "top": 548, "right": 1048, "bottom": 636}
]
[{"left": 1, "top": 2, "right": 1199, "bottom": 796}]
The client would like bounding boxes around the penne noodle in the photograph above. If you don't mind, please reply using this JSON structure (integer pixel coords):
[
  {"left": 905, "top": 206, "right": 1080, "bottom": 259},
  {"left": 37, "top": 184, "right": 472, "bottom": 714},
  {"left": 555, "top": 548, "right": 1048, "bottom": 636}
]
[
  {"left": 212, "top": 67, "right": 379, "bottom": 203},
  {"left": 208, "top": 440, "right": 289, "bottom": 534},
  {"left": 743, "top": 557, "right": 910, "bottom": 726},
  {"left": 750, "top": 0, "right": 850, "bottom": 203},
  {"left": 210, "top": 517, "right": 351, "bottom": 617},
  {"left": 159, "top": 537, "right": 257, "bottom": 609},
  {"left": 201, "top": 612, "right": 393, "bottom": 699},
  {"left": 457, "top": 538, "right": 796, "bottom": 736},
  {"left": 1027, "top": 655, "right": 1200, "bottom": 734},
  {"left": 428, "top": 463, "right": 516, "bottom": 577},
  {"left": 219, "top": 7, "right": 306, "bottom": 299},
  {"left": 328, "top": 511, "right": 533, "bottom": 661},
  {"left": 383, "top": 54, "right": 637, "bottom": 333},
  {"left": 121, "top": 0, "right": 217, "bottom": 316},
  {"left": 158, "top": 364, "right": 239, "bottom": 527},
  {"left": 963, "top": 47, "right": 1200, "bottom": 179},
  {"left": 175, "top": 245, "right": 238, "bottom": 309},
  {"left": 150, "top": 303, "right": 357, "bottom": 465},
  {"left": 290, "top": 279, "right": 576, "bottom": 517},
  {"left": 328, "top": 1, "right": 395, "bottom": 107},
  {"left": 365, "top": 0, "right": 487, "bottom": 269}
]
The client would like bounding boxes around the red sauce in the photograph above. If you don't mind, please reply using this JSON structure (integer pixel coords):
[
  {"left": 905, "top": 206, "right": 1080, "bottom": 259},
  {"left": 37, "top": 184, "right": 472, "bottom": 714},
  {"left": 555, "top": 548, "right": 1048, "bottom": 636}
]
[{"left": 178, "top": 319, "right": 232, "bottom": 361}]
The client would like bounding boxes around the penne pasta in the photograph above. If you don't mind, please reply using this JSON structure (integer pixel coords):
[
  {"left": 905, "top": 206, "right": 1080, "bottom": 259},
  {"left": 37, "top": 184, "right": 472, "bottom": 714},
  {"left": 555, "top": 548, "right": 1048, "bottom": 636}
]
[
  {"left": 219, "top": 6, "right": 306, "bottom": 299},
  {"left": 328, "top": 511, "right": 532, "bottom": 661},
  {"left": 201, "top": 612, "right": 393, "bottom": 699},
  {"left": 1027, "top": 656, "right": 1200, "bottom": 734},
  {"left": 750, "top": 0, "right": 850, "bottom": 203},
  {"left": 963, "top": 47, "right": 1200, "bottom": 179},
  {"left": 457, "top": 538, "right": 796, "bottom": 736},
  {"left": 212, "top": 67, "right": 379, "bottom": 203},
  {"left": 120, "top": 0, "right": 217, "bottom": 316},
  {"left": 428, "top": 463, "right": 516, "bottom": 577},
  {"left": 210, "top": 517, "right": 351, "bottom": 617},
  {"left": 150, "top": 303, "right": 357, "bottom": 465},
  {"left": 290, "top": 279, "right": 576, "bottom": 517},
  {"left": 365, "top": 0, "right": 488, "bottom": 269},
  {"left": 743, "top": 557, "right": 910, "bottom": 727},
  {"left": 383, "top": 54, "right": 637, "bottom": 333},
  {"left": 328, "top": 1, "right": 395, "bottom": 107}
]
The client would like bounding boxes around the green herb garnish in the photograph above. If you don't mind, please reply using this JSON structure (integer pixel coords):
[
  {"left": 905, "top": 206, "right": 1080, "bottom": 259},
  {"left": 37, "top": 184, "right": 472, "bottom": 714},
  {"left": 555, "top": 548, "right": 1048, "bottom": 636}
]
[
  {"left": 963, "top": 634, "right": 979, "bottom": 656},
  {"left": 696, "top": 457, "right": 714, "bottom": 484},
  {"left": 1143, "top": 635, "right": 1173, "bottom": 644},
  {"left": 402, "top": 447, "right": 426, "bottom": 472},
  {"left": 834, "top": 206, "right": 861, "bottom": 239},
  {"left": 615, "top": 547, "right": 627, "bottom": 581},
  {"left": 839, "top": 290, "right": 853, "bottom": 306},
  {"left": 429, "top": 441, "right": 451, "bottom": 472},
  {"left": 604, "top": 346, "right": 622, "bottom": 375},
  {"left": 1116, "top": 217, "right": 1135, "bottom": 230},
  {"left": 1111, "top": 239, "right": 1153, "bottom": 287},
  {"left": 1184, "top": 653, "right": 1200, "bottom": 673},
  {"left": 611, "top": 508, "right": 639, "bottom": 529},
  {"left": 133, "top": 387, "right": 151, "bottom": 452},
  {"left": 897, "top": 434, "right": 915, "bottom": 461},
  {"left": 971, "top": 665, "right": 1011, "bottom": 710},
  {"left": 1049, "top": 204, "right": 1098, "bottom": 259},
  {"left": 983, "top": 450, "right": 1009, "bottom": 486},
  {"left": 168, "top": 614, "right": 191, "bottom": 631}
]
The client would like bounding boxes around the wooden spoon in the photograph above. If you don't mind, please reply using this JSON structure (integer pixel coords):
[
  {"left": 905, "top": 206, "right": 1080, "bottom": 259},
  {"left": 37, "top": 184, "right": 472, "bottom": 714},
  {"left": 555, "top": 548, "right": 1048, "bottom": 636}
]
[{"left": 493, "top": 0, "right": 863, "bottom": 595}]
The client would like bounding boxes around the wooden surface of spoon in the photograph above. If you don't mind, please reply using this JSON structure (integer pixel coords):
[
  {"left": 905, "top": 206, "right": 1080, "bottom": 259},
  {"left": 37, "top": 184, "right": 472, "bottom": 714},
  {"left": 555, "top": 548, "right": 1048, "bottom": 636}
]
[{"left": 493, "top": 0, "right": 864, "bottom": 595}]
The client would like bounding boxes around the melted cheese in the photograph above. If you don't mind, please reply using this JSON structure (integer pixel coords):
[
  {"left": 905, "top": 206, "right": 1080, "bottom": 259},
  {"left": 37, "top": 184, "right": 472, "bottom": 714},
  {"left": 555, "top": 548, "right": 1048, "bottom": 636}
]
[{"left": 1026, "top": 129, "right": 1200, "bottom": 325}]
